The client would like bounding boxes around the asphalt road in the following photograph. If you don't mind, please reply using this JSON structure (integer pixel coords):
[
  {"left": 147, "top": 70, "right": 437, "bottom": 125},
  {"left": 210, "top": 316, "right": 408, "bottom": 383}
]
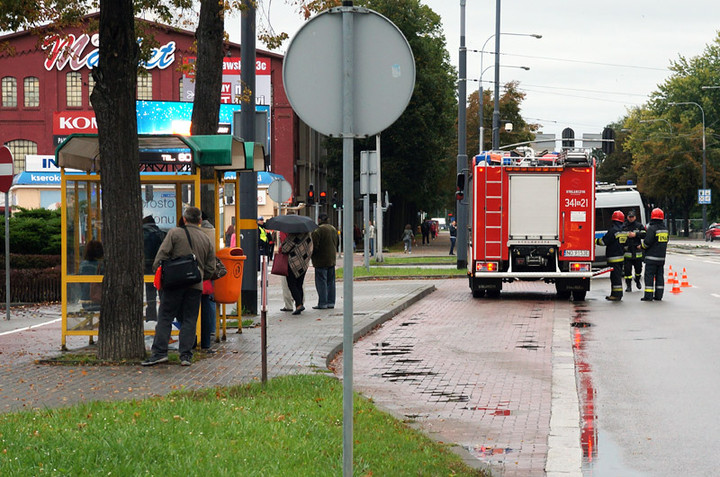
[{"left": 577, "top": 245, "right": 720, "bottom": 476}]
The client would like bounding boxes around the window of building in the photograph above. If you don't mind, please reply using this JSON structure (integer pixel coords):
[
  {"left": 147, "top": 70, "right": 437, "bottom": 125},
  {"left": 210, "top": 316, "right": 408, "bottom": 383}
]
[
  {"left": 2, "top": 77, "right": 17, "bottom": 108},
  {"left": 66, "top": 72, "right": 82, "bottom": 107},
  {"left": 88, "top": 73, "right": 95, "bottom": 106},
  {"left": 23, "top": 77, "right": 40, "bottom": 108},
  {"left": 178, "top": 77, "right": 184, "bottom": 101},
  {"left": 137, "top": 72, "right": 152, "bottom": 101},
  {"left": 5, "top": 139, "right": 37, "bottom": 171}
]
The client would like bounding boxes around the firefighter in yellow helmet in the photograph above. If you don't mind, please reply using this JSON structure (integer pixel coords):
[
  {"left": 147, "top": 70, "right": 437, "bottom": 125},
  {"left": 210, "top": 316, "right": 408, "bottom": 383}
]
[
  {"left": 640, "top": 208, "right": 669, "bottom": 301},
  {"left": 596, "top": 210, "right": 629, "bottom": 301}
]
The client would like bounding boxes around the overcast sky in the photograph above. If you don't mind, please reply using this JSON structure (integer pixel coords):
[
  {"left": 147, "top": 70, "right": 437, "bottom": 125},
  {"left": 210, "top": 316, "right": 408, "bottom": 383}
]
[{"left": 235, "top": 0, "right": 720, "bottom": 144}]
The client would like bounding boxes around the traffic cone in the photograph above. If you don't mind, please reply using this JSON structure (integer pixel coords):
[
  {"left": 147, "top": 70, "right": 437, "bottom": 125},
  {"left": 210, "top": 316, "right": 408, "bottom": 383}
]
[
  {"left": 670, "top": 272, "right": 682, "bottom": 294},
  {"left": 680, "top": 268, "right": 690, "bottom": 287},
  {"left": 667, "top": 266, "right": 675, "bottom": 284}
]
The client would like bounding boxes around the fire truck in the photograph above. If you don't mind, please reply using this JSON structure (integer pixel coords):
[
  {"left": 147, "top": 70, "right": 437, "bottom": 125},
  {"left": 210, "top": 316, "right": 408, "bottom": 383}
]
[{"left": 467, "top": 147, "right": 596, "bottom": 300}]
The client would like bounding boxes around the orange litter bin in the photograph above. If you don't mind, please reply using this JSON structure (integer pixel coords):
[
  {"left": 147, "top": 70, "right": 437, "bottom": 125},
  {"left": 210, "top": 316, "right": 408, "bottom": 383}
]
[{"left": 214, "top": 247, "right": 246, "bottom": 304}]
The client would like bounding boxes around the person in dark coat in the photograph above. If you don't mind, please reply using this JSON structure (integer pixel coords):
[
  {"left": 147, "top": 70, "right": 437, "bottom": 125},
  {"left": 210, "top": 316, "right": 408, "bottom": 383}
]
[
  {"left": 281, "top": 232, "right": 313, "bottom": 315},
  {"left": 311, "top": 213, "right": 339, "bottom": 309},
  {"left": 641, "top": 208, "right": 669, "bottom": 301},
  {"left": 142, "top": 215, "right": 165, "bottom": 321},
  {"left": 622, "top": 210, "right": 646, "bottom": 292},
  {"left": 449, "top": 220, "right": 457, "bottom": 255},
  {"left": 596, "top": 210, "right": 629, "bottom": 301}
]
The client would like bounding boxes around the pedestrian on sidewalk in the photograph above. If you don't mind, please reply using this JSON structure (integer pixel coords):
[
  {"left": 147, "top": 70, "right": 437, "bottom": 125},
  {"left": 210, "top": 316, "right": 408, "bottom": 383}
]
[
  {"left": 367, "top": 220, "right": 375, "bottom": 256},
  {"left": 142, "top": 207, "right": 215, "bottom": 367},
  {"left": 421, "top": 219, "right": 430, "bottom": 245},
  {"left": 641, "top": 208, "right": 669, "bottom": 301},
  {"left": 142, "top": 215, "right": 165, "bottom": 321},
  {"left": 200, "top": 212, "right": 217, "bottom": 351},
  {"left": 449, "top": 220, "right": 457, "bottom": 255},
  {"left": 595, "top": 210, "right": 627, "bottom": 301},
  {"left": 402, "top": 224, "right": 414, "bottom": 253},
  {"left": 281, "top": 231, "right": 313, "bottom": 315},
  {"left": 311, "top": 213, "right": 338, "bottom": 309}
]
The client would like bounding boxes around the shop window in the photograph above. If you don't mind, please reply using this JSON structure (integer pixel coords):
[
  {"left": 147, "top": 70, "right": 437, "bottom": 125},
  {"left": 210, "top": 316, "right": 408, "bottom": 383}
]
[
  {"left": 24, "top": 77, "right": 40, "bottom": 108},
  {"left": 66, "top": 72, "right": 82, "bottom": 107},
  {"left": 137, "top": 72, "right": 152, "bottom": 100},
  {"left": 5, "top": 139, "right": 37, "bottom": 171},
  {"left": 2, "top": 76, "right": 17, "bottom": 108}
]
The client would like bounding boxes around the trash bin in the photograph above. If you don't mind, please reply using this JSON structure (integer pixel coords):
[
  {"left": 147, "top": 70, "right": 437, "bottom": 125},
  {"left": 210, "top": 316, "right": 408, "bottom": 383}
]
[{"left": 214, "top": 247, "right": 246, "bottom": 304}]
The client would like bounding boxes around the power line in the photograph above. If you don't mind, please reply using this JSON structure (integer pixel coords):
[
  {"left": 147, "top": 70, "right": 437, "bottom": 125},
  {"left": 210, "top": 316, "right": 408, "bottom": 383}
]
[{"left": 486, "top": 51, "right": 669, "bottom": 71}]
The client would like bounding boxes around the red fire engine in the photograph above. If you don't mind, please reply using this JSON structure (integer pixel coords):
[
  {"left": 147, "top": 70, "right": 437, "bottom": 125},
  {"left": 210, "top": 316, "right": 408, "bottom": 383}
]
[{"left": 468, "top": 148, "right": 596, "bottom": 300}]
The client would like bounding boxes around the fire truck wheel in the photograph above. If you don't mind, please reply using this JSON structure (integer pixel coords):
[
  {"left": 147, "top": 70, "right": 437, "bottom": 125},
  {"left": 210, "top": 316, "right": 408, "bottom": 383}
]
[
  {"left": 572, "top": 290, "right": 587, "bottom": 301},
  {"left": 472, "top": 288, "right": 486, "bottom": 298},
  {"left": 556, "top": 290, "right": 571, "bottom": 300}
]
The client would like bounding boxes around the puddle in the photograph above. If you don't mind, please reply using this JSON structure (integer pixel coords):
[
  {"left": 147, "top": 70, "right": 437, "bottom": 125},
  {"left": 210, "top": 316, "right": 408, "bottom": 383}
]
[
  {"left": 582, "top": 430, "right": 648, "bottom": 477},
  {"left": 420, "top": 387, "right": 470, "bottom": 402},
  {"left": 464, "top": 406, "right": 512, "bottom": 416},
  {"left": 367, "top": 341, "right": 413, "bottom": 356}
]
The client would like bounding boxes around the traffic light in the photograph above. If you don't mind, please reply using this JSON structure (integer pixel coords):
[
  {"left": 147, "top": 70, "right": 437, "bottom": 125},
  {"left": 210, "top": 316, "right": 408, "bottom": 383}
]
[
  {"left": 455, "top": 173, "right": 465, "bottom": 201},
  {"left": 319, "top": 190, "right": 327, "bottom": 205},
  {"left": 602, "top": 127, "right": 615, "bottom": 155},
  {"left": 308, "top": 183, "right": 315, "bottom": 205},
  {"left": 332, "top": 191, "right": 338, "bottom": 209}
]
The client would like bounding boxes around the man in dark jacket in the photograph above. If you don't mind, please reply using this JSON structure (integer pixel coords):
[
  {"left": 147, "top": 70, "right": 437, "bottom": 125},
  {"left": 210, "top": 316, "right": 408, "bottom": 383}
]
[
  {"left": 641, "top": 208, "right": 669, "bottom": 301},
  {"left": 142, "top": 215, "right": 165, "bottom": 322},
  {"left": 623, "top": 210, "right": 646, "bottom": 292},
  {"left": 142, "top": 207, "right": 215, "bottom": 367},
  {"left": 311, "top": 213, "right": 338, "bottom": 309},
  {"left": 596, "top": 210, "right": 628, "bottom": 301}
]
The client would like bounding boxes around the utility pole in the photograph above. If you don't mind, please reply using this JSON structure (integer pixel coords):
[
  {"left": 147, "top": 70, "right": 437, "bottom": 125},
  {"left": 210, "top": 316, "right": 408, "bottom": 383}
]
[
  {"left": 491, "top": 0, "right": 502, "bottom": 150},
  {"left": 456, "top": 0, "right": 468, "bottom": 269}
]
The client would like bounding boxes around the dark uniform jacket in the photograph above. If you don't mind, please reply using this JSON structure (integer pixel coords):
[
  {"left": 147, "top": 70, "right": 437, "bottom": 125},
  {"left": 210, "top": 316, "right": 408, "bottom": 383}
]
[
  {"left": 642, "top": 219, "right": 669, "bottom": 262},
  {"left": 623, "top": 220, "right": 646, "bottom": 259},
  {"left": 596, "top": 220, "right": 628, "bottom": 263}
]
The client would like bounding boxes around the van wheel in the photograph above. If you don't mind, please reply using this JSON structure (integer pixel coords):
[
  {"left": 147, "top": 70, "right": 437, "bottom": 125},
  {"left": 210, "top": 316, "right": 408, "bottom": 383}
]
[{"left": 556, "top": 290, "right": 571, "bottom": 300}]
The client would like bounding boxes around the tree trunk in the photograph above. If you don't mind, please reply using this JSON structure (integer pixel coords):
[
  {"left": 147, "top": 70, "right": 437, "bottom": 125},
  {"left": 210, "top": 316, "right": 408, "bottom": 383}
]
[
  {"left": 191, "top": 0, "right": 225, "bottom": 224},
  {"left": 92, "top": 0, "right": 145, "bottom": 360}
]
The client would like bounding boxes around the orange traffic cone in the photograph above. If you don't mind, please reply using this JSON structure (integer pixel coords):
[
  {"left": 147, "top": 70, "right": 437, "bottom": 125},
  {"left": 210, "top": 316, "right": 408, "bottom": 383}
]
[
  {"left": 667, "top": 266, "right": 675, "bottom": 284},
  {"left": 670, "top": 272, "right": 682, "bottom": 294},
  {"left": 680, "top": 268, "right": 690, "bottom": 287}
]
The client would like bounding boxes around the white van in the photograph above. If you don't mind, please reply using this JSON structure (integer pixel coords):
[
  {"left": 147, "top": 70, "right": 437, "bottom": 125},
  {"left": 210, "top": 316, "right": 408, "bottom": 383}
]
[{"left": 594, "top": 183, "right": 646, "bottom": 266}]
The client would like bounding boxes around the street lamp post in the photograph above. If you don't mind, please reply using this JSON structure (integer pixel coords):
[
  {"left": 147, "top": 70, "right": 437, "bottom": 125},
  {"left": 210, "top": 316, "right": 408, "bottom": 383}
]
[
  {"left": 669, "top": 101, "right": 707, "bottom": 232},
  {"left": 639, "top": 118, "right": 673, "bottom": 135},
  {"left": 478, "top": 64, "right": 528, "bottom": 152},
  {"left": 473, "top": 32, "right": 540, "bottom": 152}
]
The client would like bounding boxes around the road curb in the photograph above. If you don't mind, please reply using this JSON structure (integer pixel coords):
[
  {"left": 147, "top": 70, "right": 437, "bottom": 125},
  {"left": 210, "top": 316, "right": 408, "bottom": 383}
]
[{"left": 324, "top": 284, "right": 436, "bottom": 369}]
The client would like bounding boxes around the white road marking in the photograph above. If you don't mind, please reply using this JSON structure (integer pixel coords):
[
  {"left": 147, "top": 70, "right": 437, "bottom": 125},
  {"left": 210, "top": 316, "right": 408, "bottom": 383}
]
[{"left": 0, "top": 318, "right": 61, "bottom": 336}]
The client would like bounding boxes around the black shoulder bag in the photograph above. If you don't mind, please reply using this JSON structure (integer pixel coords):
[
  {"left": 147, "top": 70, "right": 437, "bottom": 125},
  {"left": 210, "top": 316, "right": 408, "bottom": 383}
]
[{"left": 161, "top": 227, "right": 203, "bottom": 290}]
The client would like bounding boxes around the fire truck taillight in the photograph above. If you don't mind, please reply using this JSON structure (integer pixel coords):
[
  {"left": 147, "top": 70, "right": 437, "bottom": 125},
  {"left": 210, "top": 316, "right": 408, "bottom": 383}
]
[
  {"left": 475, "top": 261, "right": 498, "bottom": 272},
  {"left": 570, "top": 262, "right": 591, "bottom": 272}
]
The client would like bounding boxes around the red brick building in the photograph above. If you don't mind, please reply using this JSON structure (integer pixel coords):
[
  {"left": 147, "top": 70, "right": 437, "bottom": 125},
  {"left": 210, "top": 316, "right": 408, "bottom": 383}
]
[{"left": 0, "top": 16, "right": 328, "bottom": 207}]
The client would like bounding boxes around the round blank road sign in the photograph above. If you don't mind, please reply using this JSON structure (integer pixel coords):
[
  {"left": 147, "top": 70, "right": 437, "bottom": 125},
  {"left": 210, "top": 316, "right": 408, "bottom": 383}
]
[
  {"left": 283, "top": 7, "right": 415, "bottom": 138},
  {"left": 268, "top": 178, "right": 293, "bottom": 203}
]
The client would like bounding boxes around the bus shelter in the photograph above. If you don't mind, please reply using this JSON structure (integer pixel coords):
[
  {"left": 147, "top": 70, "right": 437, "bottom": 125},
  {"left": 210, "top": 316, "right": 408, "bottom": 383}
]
[{"left": 55, "top": 133, "right": 261, "bottom": 349}]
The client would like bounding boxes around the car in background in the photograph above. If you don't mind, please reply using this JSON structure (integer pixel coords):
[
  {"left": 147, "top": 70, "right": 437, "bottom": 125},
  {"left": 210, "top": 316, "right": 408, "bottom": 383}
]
[{"left": 705, "top": 223, "right": 720, "bottom": 241}]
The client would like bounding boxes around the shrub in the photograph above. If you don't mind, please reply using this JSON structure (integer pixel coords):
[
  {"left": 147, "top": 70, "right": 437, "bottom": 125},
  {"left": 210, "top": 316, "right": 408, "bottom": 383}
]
[{"left": 0, "top": 208, "right": 62, "bottom": 255}]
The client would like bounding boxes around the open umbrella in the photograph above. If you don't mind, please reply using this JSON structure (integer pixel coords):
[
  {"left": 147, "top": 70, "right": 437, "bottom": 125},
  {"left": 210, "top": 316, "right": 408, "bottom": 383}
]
[{"left": 264, "top": 214, "right": 318, "bottom": 234}]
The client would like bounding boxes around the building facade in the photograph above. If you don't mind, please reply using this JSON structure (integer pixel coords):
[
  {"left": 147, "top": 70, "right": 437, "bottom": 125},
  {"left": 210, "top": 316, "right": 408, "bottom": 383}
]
[{"left": 0, "top": 16, "right": 329, "bottom": 216}]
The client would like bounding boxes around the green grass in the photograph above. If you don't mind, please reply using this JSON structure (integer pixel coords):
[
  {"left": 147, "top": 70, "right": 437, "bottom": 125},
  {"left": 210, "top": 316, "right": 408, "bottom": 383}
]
[
  {"left": 0, "top": 375, "right": 487, "bottom": 476},
  {"left": 377, "top": 256, "right": 456, "bottom": 265},
  {"left": 337, "top": 266, "right": 466, "bottom": 280}
]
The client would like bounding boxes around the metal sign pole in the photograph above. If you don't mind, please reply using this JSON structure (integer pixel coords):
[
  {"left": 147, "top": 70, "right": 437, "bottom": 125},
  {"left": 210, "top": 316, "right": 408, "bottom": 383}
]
[
  {"left": 375, "top": 134, "right": 383, "bottom": 262},
  {"left": 4, "top": 193, "right": 9, "bottom": 321},
  {"left": 341, "top": 6, "right": 355, "bottom": 475},
  {"left": 260, "top": 254, "right": 268, "bottom": 383}
]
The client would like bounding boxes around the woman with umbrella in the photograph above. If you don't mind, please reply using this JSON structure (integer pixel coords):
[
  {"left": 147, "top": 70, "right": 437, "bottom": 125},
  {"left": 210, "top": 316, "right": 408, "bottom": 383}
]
[{"left": 266, "top": 215, "right": 317, "bottom": 315}]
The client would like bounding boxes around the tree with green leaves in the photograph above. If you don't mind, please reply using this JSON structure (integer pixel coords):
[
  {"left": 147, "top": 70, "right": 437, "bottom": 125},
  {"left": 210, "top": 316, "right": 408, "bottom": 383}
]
[{"left": 321, "top": 0, "right": 457, "bottom": 235}]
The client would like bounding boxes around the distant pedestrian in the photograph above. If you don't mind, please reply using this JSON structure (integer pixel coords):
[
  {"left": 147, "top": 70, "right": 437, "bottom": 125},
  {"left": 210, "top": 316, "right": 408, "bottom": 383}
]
[
  {"left": 142, "top": 215, "right": 165, "bottom": 321},
  {"left": 641, "top": 208, "right": 669, "bottom": 301},
  {"left": 142, "top": 207, "right": 215, "bottom": 367},
  {"left": 421, "top": 219, "right": 430, "bottom": 245},
  {"left": 311, "top": 213, "right": 338, "bottom": 309},
  {"left": 449, "top": 220, "right": 457, "bottom": 255},
  {"left": 595, "top": 210, "right": 628, "bottom": 301},
  {"left": 367, "top": 220, "right": 375, "bottom": 256},
  {"left": 402, "top": 224, "right": 414, "bottom": 253},
  {"left": 281, "top": 232, "right": 313, "bottom": 315}
]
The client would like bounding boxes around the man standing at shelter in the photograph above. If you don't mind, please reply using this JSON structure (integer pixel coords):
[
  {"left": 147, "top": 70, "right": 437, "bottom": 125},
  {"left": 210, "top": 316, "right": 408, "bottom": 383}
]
[
  {"left": 142, "top": 215, "right": 165, "bottom": 322},
  {"left": 142, "top": 207, "right": 215, "bottom": 367},
  {"left": 311, "top": 213, "right": 338, "bottom": 309}
]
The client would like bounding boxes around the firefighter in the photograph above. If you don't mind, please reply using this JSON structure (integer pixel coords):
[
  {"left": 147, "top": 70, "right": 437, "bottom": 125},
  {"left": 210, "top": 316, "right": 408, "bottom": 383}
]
[
  {"left": 596, "top": 210, "right": 628, "bottom": 301},
  {"left": 640, "top": 208, "right": 669, "bottom": 301},
  {"left": 623, "top": 210, "right": 646, "bottom": 292}
]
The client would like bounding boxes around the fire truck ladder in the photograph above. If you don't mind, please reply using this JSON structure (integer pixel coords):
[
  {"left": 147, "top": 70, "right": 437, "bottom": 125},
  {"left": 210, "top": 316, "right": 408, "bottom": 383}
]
[{"left": 483, "top": 165, "right": 504, "bottom": 260}]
